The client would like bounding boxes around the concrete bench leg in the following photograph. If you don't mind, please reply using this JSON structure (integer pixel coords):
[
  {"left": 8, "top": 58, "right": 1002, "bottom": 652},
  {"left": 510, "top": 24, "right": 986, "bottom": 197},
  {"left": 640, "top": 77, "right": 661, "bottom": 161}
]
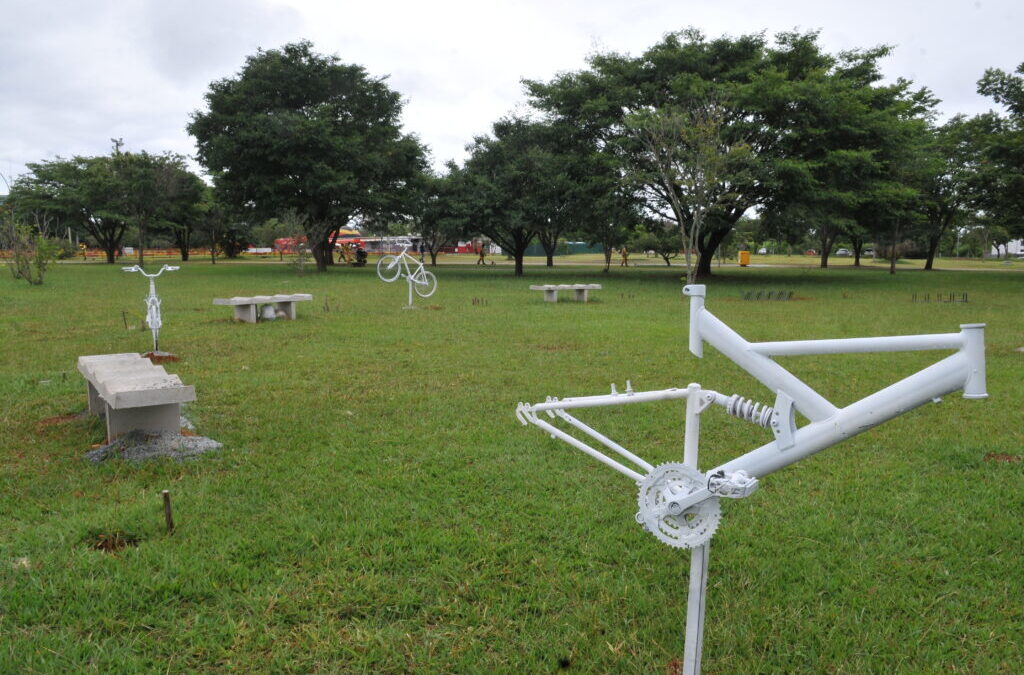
[
  {"left": 544, "top": 289, "right": 558, "bottom": 303},
  {"left": 275, "top": 300, "right": 297, "bottom": 320},
  {"left": 86, "top": 381, "right": 105, "bottom": 415},
  {"left": 233, "top": 304, "right": 258, "bottom": 323},
  {"left": 575, "top": 289, "right": 589, "bottom": 302},
  {"left": 105, "top": 402, "right": 181, "bottom": 443}
]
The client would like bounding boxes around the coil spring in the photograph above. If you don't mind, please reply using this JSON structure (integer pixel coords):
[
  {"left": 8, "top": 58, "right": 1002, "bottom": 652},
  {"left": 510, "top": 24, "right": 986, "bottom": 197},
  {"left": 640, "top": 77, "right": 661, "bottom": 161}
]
[{"left": 725, "top": 394, "right": 774, "bottom": 428}]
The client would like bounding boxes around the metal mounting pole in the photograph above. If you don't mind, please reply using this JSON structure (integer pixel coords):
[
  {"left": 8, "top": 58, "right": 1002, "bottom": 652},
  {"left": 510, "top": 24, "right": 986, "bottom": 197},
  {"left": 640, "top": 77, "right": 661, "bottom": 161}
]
[{"left": 683, "top": 382, "right": 708, "bottom": 675}]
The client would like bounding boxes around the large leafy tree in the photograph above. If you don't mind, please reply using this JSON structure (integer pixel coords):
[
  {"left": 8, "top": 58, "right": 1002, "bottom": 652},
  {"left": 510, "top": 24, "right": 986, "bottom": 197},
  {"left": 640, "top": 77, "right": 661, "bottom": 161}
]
[
  {"left": 188, "top": 41, "right": 427, "bottom": 271},
  {"left": 455, "top": 120, "right": 539, "bottom": 276},
  {"left": 970, "top": 63, "right": 1024, "bottom": 240},
  {"left": 915, "top": 116, "right": 979, "bottom": 269},
  {"left": 527, "top": 29, "right": 930, "bottom": 278},
  {"left": 9, "top": 155, "right": 129, "bottom": 263}
]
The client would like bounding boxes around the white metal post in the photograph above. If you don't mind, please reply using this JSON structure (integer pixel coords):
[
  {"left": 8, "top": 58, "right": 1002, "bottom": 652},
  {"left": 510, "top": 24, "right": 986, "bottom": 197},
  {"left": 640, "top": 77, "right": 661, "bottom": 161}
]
[{"left": 683, "top": 383, "right": 708, "bottom": 675}]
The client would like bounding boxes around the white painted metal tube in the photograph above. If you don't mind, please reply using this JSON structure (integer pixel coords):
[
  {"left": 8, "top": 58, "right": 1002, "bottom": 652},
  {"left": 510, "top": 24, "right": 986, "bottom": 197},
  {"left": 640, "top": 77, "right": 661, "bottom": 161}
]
[
  {"left": 525, "top": 387, "right": 694, "bottom": 412},
  {"left": 712, "top": 352, "right": 972, "bottom": 479},
  {"left": 960, "top": 324, "right": 988, "bottom": 399},
  {"left": 749, "top": 332, "right": 964, "bottom": 356},
  {"left": 526, "top": 414, "right": 646, "bottom": 482},
  {"left": 695, "top": 308, "right": 839, "bottom": 422},
  {"left": 683, "top": 284, "right": 705, "bottom": 358},
  {"left": 553, "top": 409, "right": 655, "bottom": 474}
]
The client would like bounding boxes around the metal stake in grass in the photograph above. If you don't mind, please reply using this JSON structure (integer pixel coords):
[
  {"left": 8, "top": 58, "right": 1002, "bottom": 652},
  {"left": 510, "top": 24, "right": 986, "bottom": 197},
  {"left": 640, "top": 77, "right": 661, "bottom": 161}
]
[
  {"left": 162, "top": 490, "right": 174, "bottom": 534},
  {"left": 515, "top": 283, "right": 988, "bottom": 674}
]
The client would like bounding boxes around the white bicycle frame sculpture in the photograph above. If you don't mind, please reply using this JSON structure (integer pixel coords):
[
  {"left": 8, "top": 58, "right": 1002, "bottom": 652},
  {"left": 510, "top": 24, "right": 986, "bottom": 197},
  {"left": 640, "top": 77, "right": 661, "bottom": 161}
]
[
  {"left": 376, "top": 245, "right": 437, "bottom": 308},
  {"left": 122, "top": 264, "right": 179, "bottom": 353},
  {"left": 515, "top": 283, "right": 987, "bottom": 674}
]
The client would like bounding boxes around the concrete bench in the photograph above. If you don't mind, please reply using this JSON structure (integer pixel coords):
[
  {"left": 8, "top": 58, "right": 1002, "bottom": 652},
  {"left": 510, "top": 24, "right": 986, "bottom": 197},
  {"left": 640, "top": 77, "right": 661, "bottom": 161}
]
[
  {"left": 212, "top": 294, "right": 313, "bottom": 323},
  {"left": 529, "top": 284, "right": 602, "bottom": 303},
  {"left": 78, "top": 353, "right": 196, "bottom": 442}
]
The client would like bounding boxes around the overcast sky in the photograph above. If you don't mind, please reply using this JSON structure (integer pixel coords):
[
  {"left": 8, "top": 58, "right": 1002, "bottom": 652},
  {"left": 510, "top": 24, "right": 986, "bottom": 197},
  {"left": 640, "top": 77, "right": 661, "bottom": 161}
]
[{"left": 1, "top": 0, "right": 1020, "bottom": 190}]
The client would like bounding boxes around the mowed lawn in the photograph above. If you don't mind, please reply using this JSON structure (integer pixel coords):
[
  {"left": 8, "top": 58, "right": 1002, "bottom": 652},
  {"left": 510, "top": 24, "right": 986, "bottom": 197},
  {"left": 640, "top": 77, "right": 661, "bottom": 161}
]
[{"left": 1, "top": 260, "right": 1022, "bottom": 673}]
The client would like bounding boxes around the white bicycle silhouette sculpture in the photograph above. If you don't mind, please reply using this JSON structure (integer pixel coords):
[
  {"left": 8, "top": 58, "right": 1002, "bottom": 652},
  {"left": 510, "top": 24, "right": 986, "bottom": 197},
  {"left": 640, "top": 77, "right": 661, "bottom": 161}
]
[
  {"left": 376, "top": 245, "right": 437, "bottom": 307},
  {"left": 122, "top": 264, "right": 179, "bottom": 352}
]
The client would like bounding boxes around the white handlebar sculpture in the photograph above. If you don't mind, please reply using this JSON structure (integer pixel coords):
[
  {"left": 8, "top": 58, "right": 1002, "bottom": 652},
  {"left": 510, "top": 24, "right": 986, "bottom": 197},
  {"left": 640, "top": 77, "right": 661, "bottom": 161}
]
[
  {"left": 122, "top": 264, "right": 180, "bottom": 353},
  {"left": 515, "top": 283, "right": 986, "bottom": 674}
]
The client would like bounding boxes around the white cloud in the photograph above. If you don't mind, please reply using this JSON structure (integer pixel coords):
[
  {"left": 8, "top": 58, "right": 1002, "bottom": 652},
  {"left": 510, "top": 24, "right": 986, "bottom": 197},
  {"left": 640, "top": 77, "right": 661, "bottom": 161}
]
[{"left": 1, "top": 0, "right": 1020, "bottom": 185}]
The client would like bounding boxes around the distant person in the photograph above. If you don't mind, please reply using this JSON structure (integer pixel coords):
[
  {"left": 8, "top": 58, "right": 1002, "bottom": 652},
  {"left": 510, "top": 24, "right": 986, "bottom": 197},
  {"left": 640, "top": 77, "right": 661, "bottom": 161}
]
[
  {"left": 476, "top": 242, "right": 487, "bottom": 265},
  {"left": 620, "top": 246, "right": 630, "bottom": 267}
]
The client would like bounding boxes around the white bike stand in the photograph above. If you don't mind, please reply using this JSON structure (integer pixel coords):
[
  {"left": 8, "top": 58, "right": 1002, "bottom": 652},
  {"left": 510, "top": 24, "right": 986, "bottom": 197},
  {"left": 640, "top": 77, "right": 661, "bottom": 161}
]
[
  {"left": 404, "top": 275, "right": 417, "bottom": 310},
  {"left": 123, "top": 264, "right": 179, "bottom": 355},
  {"left": 515, "top": 283, "right": 987, "bottom": 673}
]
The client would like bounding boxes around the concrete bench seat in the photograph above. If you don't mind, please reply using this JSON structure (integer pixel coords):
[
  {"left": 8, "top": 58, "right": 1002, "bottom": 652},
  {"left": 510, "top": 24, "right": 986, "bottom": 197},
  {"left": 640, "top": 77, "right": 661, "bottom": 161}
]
[
  {"left": 78, "top": 353, "right": 195, "bottom": 442},
  {"left": 529, "top": 284, "right": 602, "bottom": 303},
  {"left": 213, "top": 293, "right": 313, "bottom": 323}
]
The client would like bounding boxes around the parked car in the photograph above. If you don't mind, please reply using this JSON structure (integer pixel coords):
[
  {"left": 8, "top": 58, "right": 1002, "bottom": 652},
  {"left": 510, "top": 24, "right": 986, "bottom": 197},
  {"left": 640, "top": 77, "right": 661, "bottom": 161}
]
[
  {"left": 757, "top": 247, "right": 768, "bottom": 254},
  {"left": 835, "top": 248, "right": 851, "bottom": 256}
]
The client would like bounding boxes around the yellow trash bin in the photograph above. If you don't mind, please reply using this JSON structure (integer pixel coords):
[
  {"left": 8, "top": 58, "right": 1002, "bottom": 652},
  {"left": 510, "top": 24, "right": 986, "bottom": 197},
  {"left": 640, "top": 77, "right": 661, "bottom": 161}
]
[{"left": 739, "top": 250, "right": 750, "bottom": 267}]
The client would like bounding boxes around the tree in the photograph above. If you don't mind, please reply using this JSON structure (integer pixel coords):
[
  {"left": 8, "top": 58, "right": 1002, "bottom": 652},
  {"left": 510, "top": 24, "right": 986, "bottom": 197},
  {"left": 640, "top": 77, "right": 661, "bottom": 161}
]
[
  {"left": 410, "top": 169, "right": 464, "bottom": 266},
  {"left": 455, "top": 125, "right": 537, "bottom": 277},
  {"left": 188, "top": 41, "right": 427, "bottom": 271},
  {"left": 916, "top": 117, "right": 978, "bottom": 270},
  {"left": 106, "top": 141, "right": 203, "bottom": 266},
  {"left": 8, "top": 156, "right": 129, "bottom": 263},
  {"left": 527, "top": 29, "right": 930, "bottom": 279},
  {"left": 971, "top": 63, "right": 1024, "bottom": 241},
  {"left": 630, "top": 220, "right": 683, "bottom": 266},
  {"left": 626, "top": 100, "right": 752, "bottom": 282}
]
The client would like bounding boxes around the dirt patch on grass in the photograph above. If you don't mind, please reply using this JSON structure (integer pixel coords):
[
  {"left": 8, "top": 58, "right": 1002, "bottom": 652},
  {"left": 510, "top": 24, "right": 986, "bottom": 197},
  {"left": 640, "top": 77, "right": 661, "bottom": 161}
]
[
  {"left": 36, "top": 411, "right": 88, "bottom": 431},
  {"left": 144, "top": 351, "right": 180, "bottom": 364},
  {"left": 86, "top": 530, "right": 141, "bottom": 553},
  {"left": 984, "top": 453, "right": 1021, "bottom": 463}
]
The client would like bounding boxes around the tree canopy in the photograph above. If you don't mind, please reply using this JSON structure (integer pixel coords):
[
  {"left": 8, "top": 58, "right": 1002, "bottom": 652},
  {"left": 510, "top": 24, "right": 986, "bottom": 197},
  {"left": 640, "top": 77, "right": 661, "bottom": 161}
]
[{"left": 188, "top": 41, "right": 428, "bottom": 271}]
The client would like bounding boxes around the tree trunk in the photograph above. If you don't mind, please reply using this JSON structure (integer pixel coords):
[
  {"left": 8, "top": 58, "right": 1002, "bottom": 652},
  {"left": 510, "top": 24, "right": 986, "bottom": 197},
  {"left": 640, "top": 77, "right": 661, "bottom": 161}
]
[
  {"left": 137, "top": 225, "right": 145, "bottom": 266},
  {"left": 695, "top": 227, "right": 729, "bottom": 279},
  {"left": 603, "top": 246, "right": 612, "bottom": 272},
  {"left": 514, "top": 253, "right": 524, "bottom": 276},
  {"left": 105, "top": 248, "right": 116, "bottom": 264},
  {"left": 429, "top": 250, "right": 438, "bottom": 266},
  {"left": 852, "top": 239, "right": 863, "bottom": 267},
  {"left": 311, "top": 240, "right": 331, "bottom": 272},
  {"left": 924, "top": 233, "right": 941, "bottom": 271},
  {"left": 889, "top": 220, "right": 900, "bottom": 276}
]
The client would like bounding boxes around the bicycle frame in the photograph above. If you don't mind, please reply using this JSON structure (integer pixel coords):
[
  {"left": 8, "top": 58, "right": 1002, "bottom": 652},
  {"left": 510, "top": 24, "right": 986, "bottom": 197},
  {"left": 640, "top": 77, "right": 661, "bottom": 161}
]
[
  {"left": 515, "top": 283, "right": 988, "bottom": 674},
  {"left": 378, "top": 246, "right": 436, "bottom": 307},
  {"left": 122, "top": 264, "right": 179, "bottom": 352}
]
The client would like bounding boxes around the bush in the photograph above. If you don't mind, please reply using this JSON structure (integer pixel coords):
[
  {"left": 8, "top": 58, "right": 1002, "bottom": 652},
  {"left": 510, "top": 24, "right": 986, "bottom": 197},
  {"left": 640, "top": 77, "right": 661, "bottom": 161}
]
[{"left": 1, "top": 217, "right": 60, "bottom": 285}]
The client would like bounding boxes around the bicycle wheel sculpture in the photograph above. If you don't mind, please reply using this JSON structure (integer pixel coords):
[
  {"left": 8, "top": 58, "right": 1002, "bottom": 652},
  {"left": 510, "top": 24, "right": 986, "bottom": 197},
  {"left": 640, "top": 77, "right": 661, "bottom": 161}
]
[
  {"left": 413, "top": 270, "right": 437, "bottom": 298},
  {"left": 376, "top": 255, "right": 401, "bottom": 282},
  {"left": 515, "top": 283, "right": 987, "bottom": 674}
]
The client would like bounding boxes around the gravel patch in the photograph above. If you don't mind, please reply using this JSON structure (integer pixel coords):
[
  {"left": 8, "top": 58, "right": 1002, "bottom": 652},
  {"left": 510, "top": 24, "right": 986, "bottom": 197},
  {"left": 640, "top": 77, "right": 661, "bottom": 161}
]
[{"left": 85, "top": 430, "right": 222, "bottom": 463}]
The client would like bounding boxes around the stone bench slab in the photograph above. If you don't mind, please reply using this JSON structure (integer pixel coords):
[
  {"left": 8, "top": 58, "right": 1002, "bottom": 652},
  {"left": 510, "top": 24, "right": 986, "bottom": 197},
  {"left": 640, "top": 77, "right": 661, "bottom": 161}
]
[
  {"left": 213, "top": 294, "right": 313, "bottom": 322},
  {"left": 529, "top": 284, "right": 602, "bottom": 303},
  {"left": 77, "top": 353, "right": 195, "bottom": 442}
]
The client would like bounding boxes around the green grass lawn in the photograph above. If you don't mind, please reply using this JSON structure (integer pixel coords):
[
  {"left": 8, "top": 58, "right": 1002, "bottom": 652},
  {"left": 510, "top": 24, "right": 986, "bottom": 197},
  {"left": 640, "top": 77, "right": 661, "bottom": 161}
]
[{"left": 1, "top": 261, "right": 1022, "bottom": 673}]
